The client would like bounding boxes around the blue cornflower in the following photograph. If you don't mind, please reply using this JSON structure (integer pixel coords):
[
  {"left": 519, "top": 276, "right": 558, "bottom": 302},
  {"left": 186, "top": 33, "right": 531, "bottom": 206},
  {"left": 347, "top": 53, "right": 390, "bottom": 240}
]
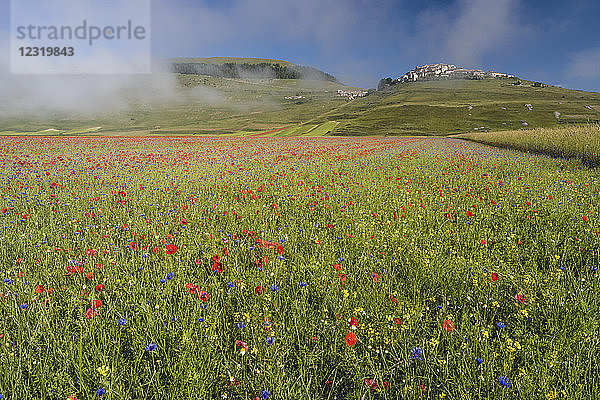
[
  {"left": 410, "top": 346, "right": 423, "bottom": 360},
  {"left": 498, "top": 376, "right": 511, "bottom": 388},
  {"left": 227, "top": 282, "right": 235, "bottom": 288},
  {"left": 160, "top": 278, "right": 166, "bottom": 283},
  {"left": 476, "top": 358, "right": 483, "bottom": 365},
  {"left": 20, "top": 303, "right": 28, "bottom": 309},
  {"left": 496, "top": 322, "right": 506, "bottom": 329},
  {"left": 166, "top": 272, "right": 174, "bottom": 280},
  {"left": 236, "top": 322, "right": 246, "bottom": 329},
  {"left": 118, "top": 318, "right": 127, "bottom": 326},
  {"left": 96, "top": 388, "right": 106, "bottom": 396},
  {"left": 261, "top": 390, "right": 270, "bottom": 399},
  {"left": 198, "top": 318, "right": 205, "bottom": 323},
  {"left": 145, "top": 343, "right": 157, "bottom": 352},
  {"left": 3, "top": 279, "right": 12, "bottom": 284},
  {"left": 266, "top": 337, "right": 275, "bottom": 345},
  {"left": 271, "top": 285, "right": 279, "bottom": 292},
  {"left": 299, "top": 282, "right": 307, "bottom": 287}
]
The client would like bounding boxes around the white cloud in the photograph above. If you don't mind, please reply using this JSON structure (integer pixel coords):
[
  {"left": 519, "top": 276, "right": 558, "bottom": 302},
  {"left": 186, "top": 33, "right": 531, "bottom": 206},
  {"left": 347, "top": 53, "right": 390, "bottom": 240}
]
[
  {"left": 567, "top": 47, "right": 600, "bottom": 79},
  {"left": 411, "top": 0, "right": 527, "bottom": 66}
]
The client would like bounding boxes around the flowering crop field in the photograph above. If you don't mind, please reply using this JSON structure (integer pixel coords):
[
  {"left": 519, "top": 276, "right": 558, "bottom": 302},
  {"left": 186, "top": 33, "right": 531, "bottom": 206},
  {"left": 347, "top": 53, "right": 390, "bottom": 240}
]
[{"left": 0, "top": 136, "right": 599, "bottom": 399}]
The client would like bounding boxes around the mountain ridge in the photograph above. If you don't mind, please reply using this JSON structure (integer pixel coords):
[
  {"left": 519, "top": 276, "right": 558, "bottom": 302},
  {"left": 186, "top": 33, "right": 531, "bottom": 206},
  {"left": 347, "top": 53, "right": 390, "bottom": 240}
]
[{"left": 170, "top": 57, "right": 338, "bottom": 83}]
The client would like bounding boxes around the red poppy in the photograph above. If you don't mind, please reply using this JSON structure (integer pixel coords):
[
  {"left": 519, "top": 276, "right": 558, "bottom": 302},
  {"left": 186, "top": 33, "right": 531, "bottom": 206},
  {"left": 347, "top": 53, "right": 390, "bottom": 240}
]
[
  {"left": 255, "top": 286, "right": 265, "bottom": 295},
  {"left": 165, "top": 244, "right": 177, "bottom": 254},
  {"left": 365, "top": 379, "right": 378, "bottom": 389},
  {"left": 35, "top": 284, "right": 45, "bottom": 293},
  {"left": 443, "top": 319, "right": 455, "bottom": 332},
  {"left": 345, "top": 331, "right": 357, "bottom": 346},
  {"left": 466, "top": 211, "right": 474, "bottom": 217},
  {"left": 129, "top": 242, "right": 137, "bottom": 250},
  {"left": 394, "top": 318, "right": 401, "bottom": 325},
  {"left": 186, "top": 283, "right": 199, "bottom": 293},
  {"left": 349, "top": 317, "right": 358, "bottom": 329},
  {"left": 582, "top": 216, "right": 588, "bottom": 222},
  {"left": 85, "top": 308, "right": 98, "bottom": 319},
  {"left": 276, "top": 244, "right": 284, "bottom": 255},
  {"left": 199, "top": 291, "right": 209, "bottom": 302},
  {"left": 212, "top": 261, "right": 223, "bottom": 274},
  {"left": 515, "top": 294, "right": 528, "bottom": 304},
  {"left": 86, "top": 272, "right": 94, "bottom": 280},
  {"left": 372, "top": 272, "right": 379, "bottom": 282},
  {"left": 491, "top": 272, "right": 499, "bottom": 282},
  {"left": 333, "top": 263, "right": 341, "bottom": 271},
  {"left": 481, "top": 239, "right": 487, "bottom": 245},
  {"left": 92, "top": 299, "right": 102, "bottom": 308},
  {"left": 95, "top": 284, "right": 104, "bottom": 292}
]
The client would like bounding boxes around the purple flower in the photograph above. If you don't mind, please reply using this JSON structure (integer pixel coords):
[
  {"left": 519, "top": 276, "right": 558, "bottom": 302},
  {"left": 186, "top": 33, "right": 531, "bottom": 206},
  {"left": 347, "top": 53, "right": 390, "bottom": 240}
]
[
  {"left": 145, "top": 343, "right": 157, "bottom": 352},
  {"left": 498, "top": 376, "right": 511, "bottom": 388},
  {"left": 410, "top": 346, "right": 423, "bottom": 360}
]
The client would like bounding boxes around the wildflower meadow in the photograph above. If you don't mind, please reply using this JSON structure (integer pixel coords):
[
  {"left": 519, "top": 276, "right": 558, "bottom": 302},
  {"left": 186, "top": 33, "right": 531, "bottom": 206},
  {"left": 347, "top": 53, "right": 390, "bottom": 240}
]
[{"left": 0, "top": 136, "right": 598, "bottom": 399}]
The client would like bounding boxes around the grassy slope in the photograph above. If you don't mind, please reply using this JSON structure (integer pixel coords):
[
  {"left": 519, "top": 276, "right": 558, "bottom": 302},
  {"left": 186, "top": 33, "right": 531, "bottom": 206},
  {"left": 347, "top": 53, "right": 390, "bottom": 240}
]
[{"left": 325, "top": 78, "right": 600, "bottom": 136}]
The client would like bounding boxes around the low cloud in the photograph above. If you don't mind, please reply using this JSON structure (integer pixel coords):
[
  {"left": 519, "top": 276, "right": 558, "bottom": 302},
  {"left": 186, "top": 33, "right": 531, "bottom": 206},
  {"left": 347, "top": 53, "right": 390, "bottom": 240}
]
[{"left": 0, "top": 49, "right": 199, "bottom": 118}]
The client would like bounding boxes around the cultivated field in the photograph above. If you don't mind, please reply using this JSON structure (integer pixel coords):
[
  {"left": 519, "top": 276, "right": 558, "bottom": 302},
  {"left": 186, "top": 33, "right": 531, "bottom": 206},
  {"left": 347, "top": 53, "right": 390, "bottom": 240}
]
[
  {"left": 0, "top": 136, "right": 598, "bottom": 399},
  {"left": 458, "top": 124, "right": 600, "bottom": 166}
]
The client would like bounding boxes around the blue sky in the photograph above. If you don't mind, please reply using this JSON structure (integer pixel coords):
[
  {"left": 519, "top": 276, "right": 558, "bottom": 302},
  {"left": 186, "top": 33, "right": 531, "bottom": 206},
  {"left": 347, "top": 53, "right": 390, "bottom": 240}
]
[{"left": 2, "top": 0, "right": 600, "bottom": 91}]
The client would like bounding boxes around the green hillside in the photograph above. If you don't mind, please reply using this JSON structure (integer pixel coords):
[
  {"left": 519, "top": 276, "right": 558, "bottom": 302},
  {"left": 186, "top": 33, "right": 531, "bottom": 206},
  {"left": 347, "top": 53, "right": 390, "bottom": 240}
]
[
  {"left": 170, "top": 58, "right": 338, "bottom": 83},
  {"left": 320, "top": 78, "right": 600, "bottom": 136}
]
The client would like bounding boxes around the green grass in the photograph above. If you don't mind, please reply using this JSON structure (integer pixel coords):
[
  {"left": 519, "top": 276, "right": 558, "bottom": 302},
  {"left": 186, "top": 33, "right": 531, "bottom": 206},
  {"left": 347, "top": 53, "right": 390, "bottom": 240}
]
[
  {"left": 457, "top": 124, "right": 600, "bottom": 166},
  {"left": 0, "top": 136, "right": 599, "bottom": 399}
]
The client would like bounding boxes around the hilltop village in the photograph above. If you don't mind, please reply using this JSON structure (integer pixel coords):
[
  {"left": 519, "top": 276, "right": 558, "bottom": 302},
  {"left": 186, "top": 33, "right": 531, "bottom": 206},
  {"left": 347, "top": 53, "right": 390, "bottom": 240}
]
[{"left": 378, "top": 63, "right": 515, "bottom": 90}]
